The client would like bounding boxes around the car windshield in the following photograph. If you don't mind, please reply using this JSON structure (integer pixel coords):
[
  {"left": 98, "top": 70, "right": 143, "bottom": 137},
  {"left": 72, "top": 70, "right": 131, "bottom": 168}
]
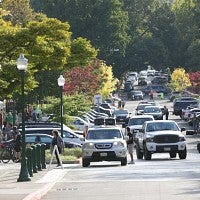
[
  {"left": 128, "top": 118, "right": 153, "bottom": 125},
  {"left": 87, "top": 129, "right": 122, "bottom": 140},
  {"left": 114, "top": 110, "right": 128, "bottom": 115},
  {"left": 144, "top": 107, "right": 161, "bottom": 113},
  {"left": 146, "top": 122, "right": 179, "bottom": 132},
  {"left": 137, "top": 104, "right": 151, "bottom": 110},
  {"left": 133, "top": 91, "right": 142, "bottom": 95}
]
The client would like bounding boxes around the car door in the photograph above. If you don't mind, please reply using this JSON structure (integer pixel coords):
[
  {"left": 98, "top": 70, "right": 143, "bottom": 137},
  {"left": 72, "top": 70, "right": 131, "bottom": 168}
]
[
  {"left": 137, "top": 124, "right": 146, "bottom": 150},
  {"left": 63, "top": 130, "right": 82, "bottom": 145}
]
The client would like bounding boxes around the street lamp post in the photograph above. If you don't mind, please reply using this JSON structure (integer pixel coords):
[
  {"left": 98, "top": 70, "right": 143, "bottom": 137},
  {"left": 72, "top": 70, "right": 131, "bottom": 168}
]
[
  {"left": 17, "top": 54, "right": 31, "bottom": 182},
  {"left": 57, "top": 75, "right": 65, "bottom": 138}
]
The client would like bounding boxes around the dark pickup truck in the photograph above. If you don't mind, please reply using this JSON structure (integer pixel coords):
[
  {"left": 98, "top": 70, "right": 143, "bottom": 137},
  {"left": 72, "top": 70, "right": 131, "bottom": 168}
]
[{"left": 173, "top": 100, "right": 199, "bottom": 116}]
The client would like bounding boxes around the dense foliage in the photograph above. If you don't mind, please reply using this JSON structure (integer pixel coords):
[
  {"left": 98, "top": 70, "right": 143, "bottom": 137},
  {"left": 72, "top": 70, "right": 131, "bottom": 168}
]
[
  {"left": 42, "top": 94, "right": 92, "bottom": 126},
  {"left": 30, "top": 0, "right": 200, "bottom": 77}
]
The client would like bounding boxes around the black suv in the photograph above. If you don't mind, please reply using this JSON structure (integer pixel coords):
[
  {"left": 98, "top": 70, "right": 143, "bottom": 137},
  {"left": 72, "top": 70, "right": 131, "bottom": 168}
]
[{"left": 173, "top": 100, "right": 199, "bottom": 116}]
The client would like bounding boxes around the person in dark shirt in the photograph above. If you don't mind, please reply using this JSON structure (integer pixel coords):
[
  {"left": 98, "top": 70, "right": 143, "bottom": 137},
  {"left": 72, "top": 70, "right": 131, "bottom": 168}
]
[
  {"left": 13, "top": 129, "right": 21, "bottom": 162},
  {"left": 126, "top": 127, "right": 135, "bottom": 164},
  {"left": 163, "top": 106, "right": 169, "bottom": 120}
]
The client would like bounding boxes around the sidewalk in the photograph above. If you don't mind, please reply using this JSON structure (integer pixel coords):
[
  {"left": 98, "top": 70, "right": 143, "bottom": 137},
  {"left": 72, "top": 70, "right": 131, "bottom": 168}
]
[{"left": 0, "top": 161, "right": 80, "bottom": 200}]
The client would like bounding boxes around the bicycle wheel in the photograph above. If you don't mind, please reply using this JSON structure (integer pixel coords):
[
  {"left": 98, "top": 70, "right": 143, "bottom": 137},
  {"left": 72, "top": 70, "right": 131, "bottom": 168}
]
[{"left": 1, "top": 148, "right": 12, "bottom": 163}]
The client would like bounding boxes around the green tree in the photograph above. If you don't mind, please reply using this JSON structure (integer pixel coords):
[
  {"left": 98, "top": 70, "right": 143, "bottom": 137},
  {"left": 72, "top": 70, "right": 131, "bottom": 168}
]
[
  {"left": 0, "top": 14, "right": 72, "bottom": 99},
  {"left": 30, "top": 0, "right": 130, "bottom": 77},
  {"left": 2, "top": 0, "right": 34, "bottom": 26},
  {"left": 43, "top": 94, "right": 92, "bottom": 126},
  {"left": 172, "top": 0, "right": 197, "bottom": 70},
  {"left": 67, "top": 37, "right": 98, "bottom": 69}
]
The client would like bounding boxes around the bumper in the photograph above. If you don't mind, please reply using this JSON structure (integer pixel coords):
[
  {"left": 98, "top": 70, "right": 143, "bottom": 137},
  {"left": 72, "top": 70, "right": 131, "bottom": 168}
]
[
  {"left": 82, "top": 148, "right": 127, "bottom": 161},
  {"left": 146, "top": 142, "right": 186, "bottom": 153}
]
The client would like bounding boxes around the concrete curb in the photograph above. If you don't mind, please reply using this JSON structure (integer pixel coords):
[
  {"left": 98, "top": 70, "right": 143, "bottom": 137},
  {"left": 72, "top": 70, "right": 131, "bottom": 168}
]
[{"left": 46, "top": 159, "right": 81, "bottom": 164}]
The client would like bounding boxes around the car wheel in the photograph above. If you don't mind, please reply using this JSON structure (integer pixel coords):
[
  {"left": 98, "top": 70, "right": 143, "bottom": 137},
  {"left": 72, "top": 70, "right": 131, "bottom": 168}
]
[
  {"left": 178, "top": 147, "right": 187, "bottom": 159},
  {"left": 197, "top": 143, "right": 200, "bottom": 153},
  {"left": 136, "top": 145, "right": 143, "bottom": 159},
  {"left": 121, "top": 157, "right": 127, "bottom": 166},
  {"left": 144, "top": 144, "right": 151, "bottom": 160},
  {"left": 82, "top": 158, "right": 90, "bottom": 167},
  {"left": 169, "top": 152, "right": 176, "bottom": 158}
]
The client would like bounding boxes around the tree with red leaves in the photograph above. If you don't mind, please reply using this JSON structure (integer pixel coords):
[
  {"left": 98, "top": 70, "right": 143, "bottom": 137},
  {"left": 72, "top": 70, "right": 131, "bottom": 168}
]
[
  {"left": 188, "top": 71, "right": 200, "bottom": 94},
  {"left": 63, "top": 65, "right": 99, "bottom": 97},
  {"left": 63, "top": 59, "right": 118, "bottom": 99}
]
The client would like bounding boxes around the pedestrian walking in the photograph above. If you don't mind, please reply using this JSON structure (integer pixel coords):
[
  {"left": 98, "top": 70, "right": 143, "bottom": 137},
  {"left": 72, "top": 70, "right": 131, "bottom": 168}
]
[
  {"left": 126, "top": 127, "right": 135, "bottom": 164},
  {"left": 6, "top": 112, "right": 13, "bottom": 125},
  {"left": 193, "top": 114, "right": 200, "bottom": 134},
  {"left": 118, "top": 100, "right": 122, "bottom": 108},
  {"left": 51, "top": 130, "right": 64, "bottom": 166},
  {"left": 163, "top": 106, "right": 169, "bottom": 120},
  {"left": 149, "top": 90, "right": 154, "bottom": 100},
  {"left": 121, "top": 99, "right": 125, "bottom": 108},
  {"left": 83, "top": 125, "right": 89, "bottom": 139},
  {"left": 3, "top": 123, "right": 14, "bottom": 140}
]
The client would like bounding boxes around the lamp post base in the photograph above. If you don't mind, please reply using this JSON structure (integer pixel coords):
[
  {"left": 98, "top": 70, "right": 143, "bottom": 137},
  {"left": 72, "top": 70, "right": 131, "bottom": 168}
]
[{"left": 17, "top": 157, "right": 31, "bottom": 182}]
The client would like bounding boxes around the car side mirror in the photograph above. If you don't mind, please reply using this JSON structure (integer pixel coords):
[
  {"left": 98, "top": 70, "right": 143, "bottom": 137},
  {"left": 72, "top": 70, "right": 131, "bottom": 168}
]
[
  {"left": 181, "top": 127, "right": 186, "bottom": 132},
  {"left": 122, "top": 123, "right": 126, "bottom": 128}
]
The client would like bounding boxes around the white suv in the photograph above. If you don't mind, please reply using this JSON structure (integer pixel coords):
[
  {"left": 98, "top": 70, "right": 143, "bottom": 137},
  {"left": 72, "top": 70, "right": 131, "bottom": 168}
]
[{"left": 82, "top": 126, "right": 128, "bottom": 167}]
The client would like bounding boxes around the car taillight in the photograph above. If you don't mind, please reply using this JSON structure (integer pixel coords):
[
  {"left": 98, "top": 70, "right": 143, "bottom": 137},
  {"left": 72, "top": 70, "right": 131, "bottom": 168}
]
[{"left": 0, "top": 143, "right": 5, "bottom": 148}]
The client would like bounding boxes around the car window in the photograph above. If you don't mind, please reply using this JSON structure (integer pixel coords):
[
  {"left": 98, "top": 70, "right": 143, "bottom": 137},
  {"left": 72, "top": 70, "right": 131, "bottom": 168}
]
[
  {"left": 128, "top": 117, "right": 153, "bottom": 125},
  {"left": 87, "top": 129, "right": 122, "bottom": 140},
  {"left": 114, "top": 110, "right": 129, "bottom": 115},
  {"left": 144, "top": 107, "right": 161, "bottom": 113},
  {"left": 63, "top": 131, "right": 77, "bottom": 138},
  {"left": 41, "top": 136, "right": 51, "bottom": 143},
  {"left": 146, "top": 122, "right": 179, "bottom": 132},
  {"left": 26, "top": 136, "right": 36, "bottom": 143}
]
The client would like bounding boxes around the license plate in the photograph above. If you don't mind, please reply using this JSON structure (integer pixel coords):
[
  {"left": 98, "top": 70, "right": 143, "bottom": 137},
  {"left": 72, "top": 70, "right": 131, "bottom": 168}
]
[
  {"left": 100, "top": 153, "right": 107, "bottom": 157},
  {"left": 164, "top": 147, "right": 171, "bottom": 151}
]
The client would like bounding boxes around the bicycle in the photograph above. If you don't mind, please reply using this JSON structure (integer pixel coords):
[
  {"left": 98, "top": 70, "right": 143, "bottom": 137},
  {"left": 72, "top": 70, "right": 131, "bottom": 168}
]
[{"left": 0, "top": 140, "right": 18, "bottom": 163}]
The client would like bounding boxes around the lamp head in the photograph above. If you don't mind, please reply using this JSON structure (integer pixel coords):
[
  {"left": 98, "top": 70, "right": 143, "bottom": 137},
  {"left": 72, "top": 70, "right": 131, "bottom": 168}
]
[
  {"left": 17, "top": 54, "right": 28, "bottom": 71},
  {"left": 57, "top": 75, "right": 65, "bottom": 87}
]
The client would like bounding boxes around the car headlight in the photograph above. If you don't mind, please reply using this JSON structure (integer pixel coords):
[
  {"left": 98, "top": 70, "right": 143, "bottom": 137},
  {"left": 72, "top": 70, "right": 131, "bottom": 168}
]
[
  {"left": 83, "top": 142, "right": 95, "bottom": 149},
  {"left": 179, "top": 137, "right": 185, "bottom": 141},
  {"left": 146, "top": 137, "right": 154, "bottom": 142},
  {"left": 113, "top": 141, "right": 125, "bottom": 147}
]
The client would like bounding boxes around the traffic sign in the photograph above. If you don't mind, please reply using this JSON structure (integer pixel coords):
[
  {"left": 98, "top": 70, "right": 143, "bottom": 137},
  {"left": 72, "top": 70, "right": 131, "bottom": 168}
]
[{"left": 94, "top": 94, "right": 102, "bottom": 105}]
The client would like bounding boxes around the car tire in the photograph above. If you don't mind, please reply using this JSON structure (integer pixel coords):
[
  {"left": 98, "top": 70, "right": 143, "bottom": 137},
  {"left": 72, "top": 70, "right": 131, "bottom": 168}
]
[
  {"left": 144, "top": 145, "right": 151, "bottom": 160},
  {"left": 121, "top": 157, "right": 127, "bottom": 166},
  {"left": 178, "top": 147, "right": 187, "bottom": 159},
  {"left": 197, "top": 143, "right": 200, "bottom": 153},
  {"left": 136, "top": 145, "right": 143, "bottom": 159},
  {"left": 169, "top": 152, "right": 176, "bottom": 158},
  {"left": 82, "top": 158, "right": 90, "bottom": 167}
]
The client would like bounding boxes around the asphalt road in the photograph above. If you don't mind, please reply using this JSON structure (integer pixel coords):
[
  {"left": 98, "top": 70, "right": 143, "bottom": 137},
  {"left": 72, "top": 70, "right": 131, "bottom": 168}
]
[{"left": 41, "top": 99, "right": 200, "bottom": 200}]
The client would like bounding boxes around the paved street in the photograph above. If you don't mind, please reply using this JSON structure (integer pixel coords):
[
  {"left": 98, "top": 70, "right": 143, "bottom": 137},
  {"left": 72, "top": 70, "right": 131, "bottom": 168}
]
[{"left": 40, "top": 99, "right": 200, "bottom": 200}]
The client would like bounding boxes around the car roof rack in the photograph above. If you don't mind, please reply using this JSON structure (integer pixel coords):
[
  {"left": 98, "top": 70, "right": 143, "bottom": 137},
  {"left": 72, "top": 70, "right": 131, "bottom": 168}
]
[{"left": 94, "top": 117, "right": 116, "bottom": 126}]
